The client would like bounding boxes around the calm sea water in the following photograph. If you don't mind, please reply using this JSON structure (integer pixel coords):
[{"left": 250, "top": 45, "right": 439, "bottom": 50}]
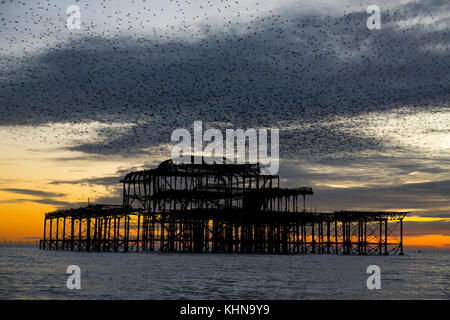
[{"left": 0, "top": 245, "right": 448, "bottom": 299}]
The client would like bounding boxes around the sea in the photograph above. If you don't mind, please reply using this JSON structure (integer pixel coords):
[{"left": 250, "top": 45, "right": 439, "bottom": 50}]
[{"left": 0, "top": 245, "right": 448, "bottom": 300}]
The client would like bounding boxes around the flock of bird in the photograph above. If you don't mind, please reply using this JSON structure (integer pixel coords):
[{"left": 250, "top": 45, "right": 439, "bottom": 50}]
[{"left": 0, "top": 0, "right": 449, "bottom": 161}]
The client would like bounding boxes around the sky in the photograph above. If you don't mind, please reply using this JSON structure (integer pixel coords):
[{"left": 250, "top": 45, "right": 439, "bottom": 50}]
[{"left": 0, "top": 0, "right": 449, "bottom": 248}]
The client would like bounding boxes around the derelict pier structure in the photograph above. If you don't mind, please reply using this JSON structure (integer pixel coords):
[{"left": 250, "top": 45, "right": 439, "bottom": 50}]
[{"left": 40, "top": 158, "right": 406, "bottom": 255}]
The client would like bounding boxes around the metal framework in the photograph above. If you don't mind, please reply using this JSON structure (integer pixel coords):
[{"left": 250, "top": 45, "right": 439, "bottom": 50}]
[{"left": 40, "top": 158, "right": 406, "bottom": 255}]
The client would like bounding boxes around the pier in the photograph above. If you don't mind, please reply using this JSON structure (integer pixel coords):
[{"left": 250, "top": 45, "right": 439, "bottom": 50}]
[{"left": 40, "top": 158, "right": 406, "bottom": 255}]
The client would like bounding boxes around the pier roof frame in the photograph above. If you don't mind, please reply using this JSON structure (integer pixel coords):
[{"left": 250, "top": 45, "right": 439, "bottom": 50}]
[{"left": 122, "top": 158, "right": 275, "bottom": 184}]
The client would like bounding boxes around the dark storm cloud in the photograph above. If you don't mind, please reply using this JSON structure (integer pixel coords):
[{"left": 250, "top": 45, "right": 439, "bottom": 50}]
[
  {"left": 404, "top": 220, "right": 450, "bottom": 236},
  {"left": 312, "top": 180, "right": 450, "bottom": 214},
  {"left": 0, "top": 188, "right": 73, "bottom": 208},
  {"left": 0, "top": 188, "right": 66, "bottom": 198},
  {"left": 92, "top": 194, "right": 122, "bottom": 205},
  {"left": 403, "top": 0, "right": 450, "bottom": 12},
  {"left": 279, "top": 159, "right": 450, "bottom": 187},
  {"left": 0, "top": 0, "right": 449, "bottom": 160},
  {"left": 0, "top": 198, "right": 74, "bottom": 207},
  {"left": 0, "top": 195, "right": 120, "bottom": 208},
  {"left": 49, "top": 176, "right": 120, "bottom": 186},
  {"left": 48, "top": 162, "right": 158, "bottom": 187}
]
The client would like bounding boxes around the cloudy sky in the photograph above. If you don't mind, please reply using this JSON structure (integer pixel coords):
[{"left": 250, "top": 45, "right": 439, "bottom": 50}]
[{"left": 0, "top": 0, "right": 449, "bottom": 248}]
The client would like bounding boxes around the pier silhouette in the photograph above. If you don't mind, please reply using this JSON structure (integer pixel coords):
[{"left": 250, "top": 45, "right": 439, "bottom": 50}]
[{"left": 40, "top": 158, "right": 406, "bottom": 255}]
